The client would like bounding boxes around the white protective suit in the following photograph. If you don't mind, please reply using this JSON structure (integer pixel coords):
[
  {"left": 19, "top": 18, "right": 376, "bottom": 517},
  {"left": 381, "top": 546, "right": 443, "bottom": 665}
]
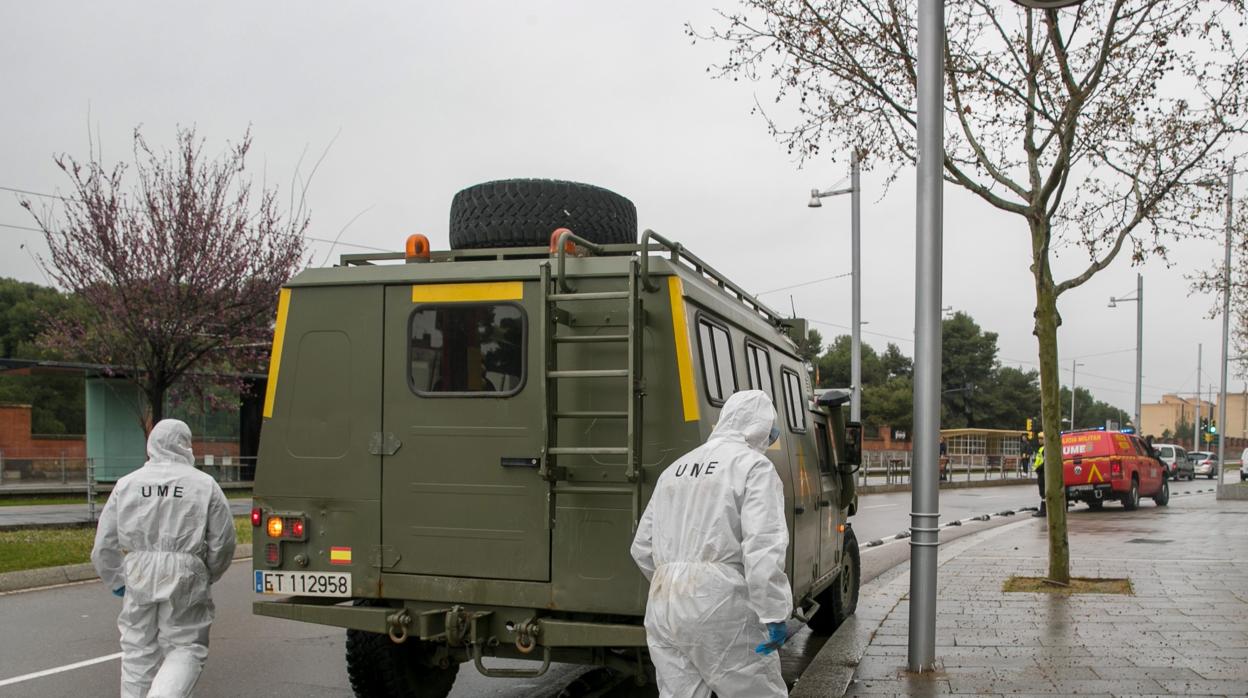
[
  {"left": 630, "top": 390, "right": 793, "bottom": 698},
  {"left": 92, "top": 419, "right": 237, "bottom": 698}
]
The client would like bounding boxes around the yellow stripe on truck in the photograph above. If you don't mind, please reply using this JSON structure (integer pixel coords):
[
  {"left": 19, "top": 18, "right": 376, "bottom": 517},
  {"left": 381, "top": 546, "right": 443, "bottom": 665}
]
[
  {"left": 411, "top": 281, "right": 524, "bottom": 303},
  {"left": 262, "top": 288, "right": 292, "bottom": 419},
  {"left": 668, "top": 276, "right": 699, "bottom": 422}
]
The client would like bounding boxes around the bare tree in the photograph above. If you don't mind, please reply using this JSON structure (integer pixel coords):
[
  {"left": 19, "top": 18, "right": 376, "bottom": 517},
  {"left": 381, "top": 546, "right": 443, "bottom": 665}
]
[
  {"left": 695, "top": 1, "right": 1246, "bottom": 582},
  {"left": 23, "top": 126, "right": 308, "bottom": 426},
  {"left": 1191, "top": 196, "right": 1248, "bottom": 377}
]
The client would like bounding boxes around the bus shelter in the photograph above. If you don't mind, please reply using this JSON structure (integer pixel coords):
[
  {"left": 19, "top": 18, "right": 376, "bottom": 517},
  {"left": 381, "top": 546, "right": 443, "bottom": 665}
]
[{"left": 941, "top": 427, "right": 1032, "bottom": 480}]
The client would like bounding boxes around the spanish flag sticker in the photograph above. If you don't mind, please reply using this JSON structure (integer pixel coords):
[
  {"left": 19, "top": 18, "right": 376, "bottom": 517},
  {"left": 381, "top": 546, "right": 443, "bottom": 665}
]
[{"left": 329, "top": 547, "right": 352, "bottom": 565}]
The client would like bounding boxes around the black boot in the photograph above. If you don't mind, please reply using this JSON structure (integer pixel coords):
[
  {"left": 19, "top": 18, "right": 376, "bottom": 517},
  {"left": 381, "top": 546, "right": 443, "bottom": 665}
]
[{"left": 1031, "top": 502, "right": 1047, "bottom": 518}]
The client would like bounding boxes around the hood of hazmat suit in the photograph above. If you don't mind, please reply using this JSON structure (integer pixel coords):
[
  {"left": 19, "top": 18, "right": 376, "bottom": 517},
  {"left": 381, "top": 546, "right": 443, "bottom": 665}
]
[
  {"left": 630, "top": 390, "right": 792, "bottom": 697},
  {"left": 91, "top": 419, "right": 237, "bottom": 697}
]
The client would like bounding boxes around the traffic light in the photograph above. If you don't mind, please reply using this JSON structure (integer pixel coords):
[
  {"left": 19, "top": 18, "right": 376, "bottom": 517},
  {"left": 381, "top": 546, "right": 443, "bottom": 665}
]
[
  {"left": 1200, "top": 417, "right": 1210, "bottom": 432},
  {"left": 1025, "top": 418, "right": 1033, "bottom": 439},
  {"left": 1210, "top": 420, "right": 1218, "bottom": 434}
]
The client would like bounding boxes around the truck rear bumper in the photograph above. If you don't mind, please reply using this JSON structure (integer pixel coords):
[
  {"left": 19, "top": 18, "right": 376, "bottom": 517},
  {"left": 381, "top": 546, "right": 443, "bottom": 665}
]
[
  {"left": 252, "top": 597, "right": 648, "bottom": 648},
  {"left": 1064, "top": 482, "right": 1115, "bottom": 500}
]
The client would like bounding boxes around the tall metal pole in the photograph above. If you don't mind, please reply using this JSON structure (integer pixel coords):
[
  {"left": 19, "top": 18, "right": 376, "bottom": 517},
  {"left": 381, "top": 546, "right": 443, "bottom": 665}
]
[
  {"left": 851, "top": 149, "right": 863, "bottom": 422},
  {"left": 908, "top": 0, "right": 943, "bottom": 674},
  {"left": 1217, "top": 165, "right": 1233, "bottom": 495},
  {"left": 1134, "top": 273, "right": 1143, "bottom": 430},
  {"left": 1195, "top": 344, "right": 1202, "bottom": 450},
  {"left": 1070, "top": 360, "right": 1079, "bottom": 430}
]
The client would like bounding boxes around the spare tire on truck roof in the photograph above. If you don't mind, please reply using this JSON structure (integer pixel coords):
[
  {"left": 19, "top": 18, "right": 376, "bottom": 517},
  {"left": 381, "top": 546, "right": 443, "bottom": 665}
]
[{"left": 448, "top": 178, "right": 637, "bottom": 250}]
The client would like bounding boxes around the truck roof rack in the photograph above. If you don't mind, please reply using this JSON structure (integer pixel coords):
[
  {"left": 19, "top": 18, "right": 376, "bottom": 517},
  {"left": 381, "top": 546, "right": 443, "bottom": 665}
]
[{"left": 338, "top": 228, "right": 790, "bottom": 329}]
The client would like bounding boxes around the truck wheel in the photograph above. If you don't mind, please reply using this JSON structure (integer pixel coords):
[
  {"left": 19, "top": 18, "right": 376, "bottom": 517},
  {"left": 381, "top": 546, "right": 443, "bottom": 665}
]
[
  {"left": 449, "top": 179, "right": 637, "bottom": 249},
  {"left": 807, "top": 528, "right": 859, "bottom": 635},
  {"left": 1122, "top": 476, "right": 1140, "bottom": 511},
  {"left": 1153, "top": 478, "right": 1169, "bottom": 507},
  {"left": 346, "top": 628, "right": 458, "bottom": 698}
]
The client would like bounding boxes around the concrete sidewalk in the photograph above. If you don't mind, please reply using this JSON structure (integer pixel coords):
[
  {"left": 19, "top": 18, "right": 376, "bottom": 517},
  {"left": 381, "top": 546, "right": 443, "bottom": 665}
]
[{"left": 795, "top": 490, "right": 1248, "bottom": 696}]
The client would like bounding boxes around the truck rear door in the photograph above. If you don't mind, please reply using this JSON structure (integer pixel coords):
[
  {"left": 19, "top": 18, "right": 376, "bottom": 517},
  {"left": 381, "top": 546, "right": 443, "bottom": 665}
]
[{"left": 381, "top": 282, "right": 549, "bottom": 581}]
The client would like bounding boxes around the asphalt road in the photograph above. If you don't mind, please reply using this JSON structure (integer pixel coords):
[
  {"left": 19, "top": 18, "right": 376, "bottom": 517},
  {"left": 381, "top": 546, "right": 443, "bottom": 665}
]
[{"left": 0, "top": 481, "right": 1104, "bottom": 697}]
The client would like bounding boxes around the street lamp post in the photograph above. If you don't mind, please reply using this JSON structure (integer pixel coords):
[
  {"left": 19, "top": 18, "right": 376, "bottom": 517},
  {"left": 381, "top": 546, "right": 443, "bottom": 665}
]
[
  {"left": 1070, "top": 360, "right": 1085, "bottom": 429},
  {"left": 1196, "top": 163, "right": 1235, "bottom": 494},
  {"left": 908, "top": 0, "right": 943, "bottom": 673},
  {"left": 1216, "top": 165, "right": 1234, "bottom": 495},
  {"left": 1195, "top": 344, "right": 1202, "bottom": 451},
  {"left": 809, "top": 149, "right": 862, "bottom": 422},
  {"left": 1108, "top": 274, "right": 1144, "bottom": 430}
]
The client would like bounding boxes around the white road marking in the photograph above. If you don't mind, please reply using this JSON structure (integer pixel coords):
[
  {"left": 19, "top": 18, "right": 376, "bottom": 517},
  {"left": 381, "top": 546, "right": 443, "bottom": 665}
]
[{"left": 0, "top": 652, "right": 122, "bottom": 687}]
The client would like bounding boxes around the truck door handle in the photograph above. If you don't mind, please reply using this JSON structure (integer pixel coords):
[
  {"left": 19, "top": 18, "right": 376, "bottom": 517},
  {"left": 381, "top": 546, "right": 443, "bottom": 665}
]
[
  {"left": 794, "top": 506, "right": 806, "bottom": 515},
  {"left": 818, "top": 499, "right": 831, "bottom": 508}
]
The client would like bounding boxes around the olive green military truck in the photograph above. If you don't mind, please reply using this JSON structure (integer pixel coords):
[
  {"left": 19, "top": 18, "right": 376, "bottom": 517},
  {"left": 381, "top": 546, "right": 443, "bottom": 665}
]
[{"left": 252, "top": 179, "right": 862, "bottom": 696}]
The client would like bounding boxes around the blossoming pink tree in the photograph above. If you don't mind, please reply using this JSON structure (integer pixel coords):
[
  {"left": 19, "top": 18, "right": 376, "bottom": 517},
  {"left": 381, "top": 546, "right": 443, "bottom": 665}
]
[{"left": 24, "top": 127, "right": 308, "bottom": 425}]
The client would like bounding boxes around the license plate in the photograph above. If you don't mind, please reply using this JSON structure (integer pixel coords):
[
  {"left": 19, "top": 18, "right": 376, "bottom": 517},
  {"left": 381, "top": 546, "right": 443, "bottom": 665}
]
[
  {"left": 1067, "top": 484, "right": 1093, "bottom": 492},
  {"left": 254, "top": 570, "right": 351, "bottom": 597}
]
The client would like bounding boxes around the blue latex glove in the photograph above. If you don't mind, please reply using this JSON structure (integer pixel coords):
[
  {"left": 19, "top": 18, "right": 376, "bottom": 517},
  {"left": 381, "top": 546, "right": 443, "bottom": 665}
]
[
  {"left": 754, "top": 622, "right": 787, "bottom": 654},
  {"left": 112, "top": 586, "right": 125, "bottom": 598}
]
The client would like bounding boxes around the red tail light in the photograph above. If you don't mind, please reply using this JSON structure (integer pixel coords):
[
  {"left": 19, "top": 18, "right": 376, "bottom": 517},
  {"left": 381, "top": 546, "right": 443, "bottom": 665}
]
[
  {"left": 290, "top": 518, "right": 305, "bottom": 538},
  {"left": 251, "top": 507, "right": 262, "bottom": 527},
  {"left": 265, "top": 543, "right": 280, "bottom": 565},
  {"left": 1110, "top": 460, "right": 1123, "bottom": 479}
]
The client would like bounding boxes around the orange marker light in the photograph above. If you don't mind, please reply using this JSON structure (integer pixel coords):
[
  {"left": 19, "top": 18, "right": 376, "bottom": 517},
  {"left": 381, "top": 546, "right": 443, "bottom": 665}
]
[
  {"left": 266, "top": 516, "right": 284, "bottom": 538},
  {"left": 405, "top": 234, "right": 431, "bottom": 262},
  {"left": 837, "top": 524, "right": 847, "bottom": 533},
  {"left": 549, "top": 228, "right": 576, "bottom": 254}
]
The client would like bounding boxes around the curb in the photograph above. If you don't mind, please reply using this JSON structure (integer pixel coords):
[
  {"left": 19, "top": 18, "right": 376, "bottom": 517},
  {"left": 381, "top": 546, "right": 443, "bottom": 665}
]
[
  {"left": 0, "top": 543, "right": 253, "bottom": 594},
  {"left": 0, "top": 520, "right": 98, "bottom": 532}
]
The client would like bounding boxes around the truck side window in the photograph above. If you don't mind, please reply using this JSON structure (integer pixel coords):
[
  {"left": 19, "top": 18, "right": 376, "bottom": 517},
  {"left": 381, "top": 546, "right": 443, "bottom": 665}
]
[
  {"left": 697, "top": 317, "right": 737, "bottom": 405},
  {"left": 409, "top": 304, "right": 525, "bottom": 396},
  {"left": 744, "top": 340, "right": 775, "bottom": 400},
  {"left": 780, "top": 368, "right": 806, "bottom": 433},
  {"left": 815, "top": 422, "right": 832, "bottom": 474}
]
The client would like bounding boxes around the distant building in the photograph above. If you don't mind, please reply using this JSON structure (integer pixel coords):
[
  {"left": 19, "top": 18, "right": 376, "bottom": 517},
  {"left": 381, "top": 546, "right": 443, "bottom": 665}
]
[
  {"left": 1142, "top": 390, "right": 1248, "bottom": 444},
  {"left": 0, "top": 358, "right": 261, "bottom": 483},
  {"left": 1142, "top": 393, "right": 1213, "bottom": 439}
]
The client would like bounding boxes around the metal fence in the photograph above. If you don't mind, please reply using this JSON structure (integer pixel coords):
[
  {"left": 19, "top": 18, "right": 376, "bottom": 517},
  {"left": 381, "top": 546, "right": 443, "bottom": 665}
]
[
  {"left": 858, "top": 450, "right": 1034, "bottom": 486},
  {"left": 0, "top": 454, "right": 255, "bottom": 486}
]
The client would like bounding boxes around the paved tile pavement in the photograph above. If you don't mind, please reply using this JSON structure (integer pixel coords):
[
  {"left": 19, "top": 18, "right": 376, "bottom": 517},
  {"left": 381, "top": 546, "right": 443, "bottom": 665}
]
[{"left": 832, "top": 493, "right": 1248, "bottom": 696}]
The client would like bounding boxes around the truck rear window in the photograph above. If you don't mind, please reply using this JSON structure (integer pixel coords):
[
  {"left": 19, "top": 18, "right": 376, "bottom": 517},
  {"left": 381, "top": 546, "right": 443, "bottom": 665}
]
[{"left": 409, "top": 304, "right": 525, "bottom": 395}]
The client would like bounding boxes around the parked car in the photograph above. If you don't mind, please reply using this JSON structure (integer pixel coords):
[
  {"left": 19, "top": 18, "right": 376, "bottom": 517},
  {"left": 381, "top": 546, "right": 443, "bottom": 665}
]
[
  {"left": 1152, "top": 443, "right": 1194, "bottom": 480},
  {"left": 1189, "top": 451, "right": 1217, "bottom": 479},
  {"left": 1062, "top": 429, "right": 1168, "bottom": 510}
]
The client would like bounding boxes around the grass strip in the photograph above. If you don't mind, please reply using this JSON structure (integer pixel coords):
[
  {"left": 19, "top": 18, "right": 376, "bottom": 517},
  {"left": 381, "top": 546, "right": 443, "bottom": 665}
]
[{"left": 0, "top": 517, "right": 253, "bottom": 575}]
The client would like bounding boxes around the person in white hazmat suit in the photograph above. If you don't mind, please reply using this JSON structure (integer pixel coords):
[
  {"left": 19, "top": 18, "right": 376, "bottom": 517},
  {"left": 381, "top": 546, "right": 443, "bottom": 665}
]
[
  {"left": 630, "top": 390, "right": 792, "bottom": 697},
  {"left": 92, "top": 419, "right": 237, "bottom": 697}
]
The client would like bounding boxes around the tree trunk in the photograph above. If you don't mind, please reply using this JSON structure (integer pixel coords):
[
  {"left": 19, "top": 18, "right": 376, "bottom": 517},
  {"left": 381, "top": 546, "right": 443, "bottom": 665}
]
[
  {"left": 1032, "top": 250, "right": 1071, "bottom": 584},
  {"left": 146, "top": 380, "right": 166, "bottom": 428}
]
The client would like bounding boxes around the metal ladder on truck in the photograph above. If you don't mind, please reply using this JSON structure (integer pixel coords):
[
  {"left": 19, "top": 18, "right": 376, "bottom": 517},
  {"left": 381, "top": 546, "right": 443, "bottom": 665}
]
[{"left": 538, "top": 229, "right": 645, "bottom": 529}]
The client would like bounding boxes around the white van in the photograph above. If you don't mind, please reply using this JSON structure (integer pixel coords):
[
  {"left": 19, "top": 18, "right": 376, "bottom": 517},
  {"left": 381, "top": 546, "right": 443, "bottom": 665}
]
[{"left": 1153, "top": 443, "right": 1194, "bottom": 480}]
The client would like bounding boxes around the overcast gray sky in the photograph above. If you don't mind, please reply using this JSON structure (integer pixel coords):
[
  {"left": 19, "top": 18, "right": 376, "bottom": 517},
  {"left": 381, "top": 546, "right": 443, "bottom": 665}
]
[{"left": 0, "top": 1, "right": 1242, "bottom": 416}]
